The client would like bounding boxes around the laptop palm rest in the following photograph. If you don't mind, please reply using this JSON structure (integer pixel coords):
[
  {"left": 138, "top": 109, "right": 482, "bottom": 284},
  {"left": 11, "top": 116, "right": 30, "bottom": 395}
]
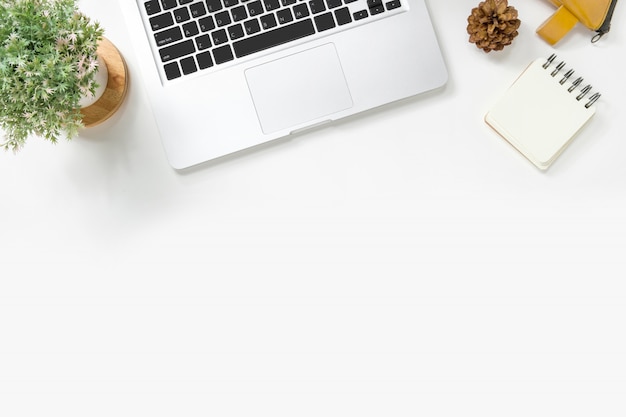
[{"left": 245, "top": 43, "right": 353, "bottom": 134}]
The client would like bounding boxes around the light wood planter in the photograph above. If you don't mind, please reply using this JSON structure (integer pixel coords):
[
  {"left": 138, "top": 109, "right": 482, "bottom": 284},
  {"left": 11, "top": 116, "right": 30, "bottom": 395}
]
[{"left": 80, "top": 37, "right": 129, "bottom": 127}]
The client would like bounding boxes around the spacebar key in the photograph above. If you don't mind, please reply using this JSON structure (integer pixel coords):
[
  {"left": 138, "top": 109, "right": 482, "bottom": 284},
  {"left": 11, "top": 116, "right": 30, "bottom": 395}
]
[{"left": 233, "top": 19, "right": 316, "bottom": 58}]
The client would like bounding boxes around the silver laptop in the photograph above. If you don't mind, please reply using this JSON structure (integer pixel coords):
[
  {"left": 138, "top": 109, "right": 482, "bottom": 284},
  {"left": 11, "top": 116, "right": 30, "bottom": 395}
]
[{"left": 117, "top": 0, "right": 447, "bottom": 169}]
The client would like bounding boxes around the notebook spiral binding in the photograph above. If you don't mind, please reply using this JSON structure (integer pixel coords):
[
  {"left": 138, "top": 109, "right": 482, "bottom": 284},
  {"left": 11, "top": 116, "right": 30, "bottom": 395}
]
[{"left": 542, "top": 54, "right": 601, "bottom": 109}]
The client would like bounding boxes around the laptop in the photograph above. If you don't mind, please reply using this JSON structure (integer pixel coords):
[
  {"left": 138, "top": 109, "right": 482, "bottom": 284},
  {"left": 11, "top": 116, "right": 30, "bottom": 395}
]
[{"left": 117, "top": 0, "right": 448, "bottom": 169}]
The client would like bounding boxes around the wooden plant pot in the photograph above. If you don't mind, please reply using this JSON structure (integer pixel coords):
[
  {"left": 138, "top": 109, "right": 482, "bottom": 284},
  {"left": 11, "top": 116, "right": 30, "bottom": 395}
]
[{"left": 80, "top": 37, "right": 129, "bottom": 127}]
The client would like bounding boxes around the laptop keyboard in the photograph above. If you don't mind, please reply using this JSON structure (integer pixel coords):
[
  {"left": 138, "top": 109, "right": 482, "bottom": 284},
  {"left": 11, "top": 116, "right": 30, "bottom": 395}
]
[{"left": 141, "top": 0, "right": 404, "bottom": 81}]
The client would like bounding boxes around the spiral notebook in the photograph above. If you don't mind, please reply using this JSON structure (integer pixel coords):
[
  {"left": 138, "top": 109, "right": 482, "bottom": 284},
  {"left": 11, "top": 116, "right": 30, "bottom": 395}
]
[{"left": 485, "top": 54, "right": 601, "bottom": 170}]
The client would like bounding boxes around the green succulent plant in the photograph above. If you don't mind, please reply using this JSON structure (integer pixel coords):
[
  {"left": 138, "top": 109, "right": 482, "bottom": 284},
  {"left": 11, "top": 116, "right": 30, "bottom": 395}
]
[{"left": 0, "top": 0, "right": 104, "bottom": 152}]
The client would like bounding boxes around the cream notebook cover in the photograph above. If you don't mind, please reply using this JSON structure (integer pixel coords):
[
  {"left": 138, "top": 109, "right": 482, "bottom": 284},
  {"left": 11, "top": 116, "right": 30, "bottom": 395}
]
[{"left": 485, "top": 55, "right": 600, "bottom": 170}]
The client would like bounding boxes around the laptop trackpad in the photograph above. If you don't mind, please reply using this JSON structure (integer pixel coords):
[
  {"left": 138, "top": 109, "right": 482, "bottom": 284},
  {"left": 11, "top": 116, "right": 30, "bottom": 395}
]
[{"left": 245, "top": 43, "right": 353, "bottom": 134}]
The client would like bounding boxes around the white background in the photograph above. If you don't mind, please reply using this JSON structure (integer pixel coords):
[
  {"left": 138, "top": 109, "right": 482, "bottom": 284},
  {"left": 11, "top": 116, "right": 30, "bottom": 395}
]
[{"left": 1, "top": 0, "right": 625, "bottom": 416}]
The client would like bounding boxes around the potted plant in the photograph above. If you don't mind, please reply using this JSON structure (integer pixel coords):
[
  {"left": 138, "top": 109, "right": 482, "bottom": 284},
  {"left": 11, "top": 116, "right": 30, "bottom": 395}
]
[{"left": 0, "top": 0, "right": 105, "bottom": 152}]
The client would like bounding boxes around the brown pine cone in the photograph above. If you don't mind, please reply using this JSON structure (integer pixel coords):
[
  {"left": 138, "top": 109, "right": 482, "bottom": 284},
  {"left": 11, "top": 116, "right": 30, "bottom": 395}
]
[{"left": 467, "top": 0, "right": 521, "bottom": 52}]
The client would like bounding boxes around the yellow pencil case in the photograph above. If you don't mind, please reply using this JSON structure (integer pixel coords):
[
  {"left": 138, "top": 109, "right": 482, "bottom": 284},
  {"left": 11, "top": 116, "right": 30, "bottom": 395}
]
[{"left": 537, "top": 0, "right": 619, "bottom": 44}]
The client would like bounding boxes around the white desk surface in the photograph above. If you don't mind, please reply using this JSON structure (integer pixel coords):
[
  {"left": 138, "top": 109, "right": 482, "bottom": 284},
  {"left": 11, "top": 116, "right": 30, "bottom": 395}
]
[{"left": 1, "top": 1, "right": 626, "bottom": 415}]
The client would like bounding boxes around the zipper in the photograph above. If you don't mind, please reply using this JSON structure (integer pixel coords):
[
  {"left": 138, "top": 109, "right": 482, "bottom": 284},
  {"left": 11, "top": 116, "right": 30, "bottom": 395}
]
[{"left": 592, "top": 0, "right": 619, "bottom": 42}]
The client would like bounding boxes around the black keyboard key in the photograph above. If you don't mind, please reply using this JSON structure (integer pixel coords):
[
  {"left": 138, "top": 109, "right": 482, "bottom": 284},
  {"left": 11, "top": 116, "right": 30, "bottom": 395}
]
[
  {"left": 308, "top": 0, "right": 325, "bottom": 13},
  {"left": 150, "top": 12, "right": 175, "bottom": 30},
  {"left": 370, "top": 5, "right": 384, "bottom": 14},
  {"left": 180, "top": 0, "right": 194, "bottom": 4},
  {"left": 326, "top": 0, "right": 342, "bottom": 8},
  {"left": 293, "top": 3, "right": 309, "bottom": 18},
  {"left": 263, "top": 0, "right": 280, "bottom": 11},
  {"left": 161, "top": 0, "right": 178, "bottom": 10},
  {"left": 223, "top": 0, "right": 239, "bottom": 6},
  {"left": 277, "top": 8, "right": 293, "bottom": 24},
  {"left": 334, "top": 7, "right": 351, "bottom": 25},
  {"left": 180, "top": 56, "right": 198, "bottom": 74},
  {"left": 385, "top": 0, "right": 400, "bottom": 9},
  {"left": 367, "top": 0, "right": 384, "bottom": 14},
  {"left": 173, "top": 7, "right": 191, "bottom": 22},
  {"left": 164, "top": 62, "right": 181, "bottom": 79},
  {"left": 247, "top": 0, "right": 264, "bottom": 16},
  {"left": 244, "top": 18, "right": 261, "bottom": 34},
  {"left": 145, "top": 0, "right": 161, "bottom": 15},
  {"left": 232, "top": 5, "right": 248, "bottom": 21},
  {"left": 353, "top": 9, "right": 367, "bottom": 20},
  {"left": 314, "top": 12, "right": 335, "bottom": 31},
  {"left": 190, "top": 2, "right": 208, "bottom": 16},
  {"left": 260, "top": 13, "right": 277, "bottom": 29},
  {"left": 215, "top": 10, "right": 232, "bottom": 26},
  {"left": 211, "top": 28, "right": 229, "bottom": 44},
  {"left": 282, "top": 0, "right": 296, "bottom": 5},
  {"left": 206, "top": 0, "right": 223, "bottom": 12},
  {"left": 199, "top": 16, "right": 216, "bottom": 31},
  {"left": 228, "top": 23, "right": 245, "bottom": 40},
  {"left": 233, "top": 19, "right": 315, "bottom": 58},
  {"left": 154, "top": 26, "right": 183, "bottom": 46},
  {"left": 183, "top": 21, "right": 200, "bottom": 36},
  {"left": 195, "top": 33, "right": 212, "bottom": 49},
  {"left": 159, "top": 39, "right": 196, "bottom": 62},
  {"left": 197, "top": 51, "right": 214, "bottom": 69},
  {"left": 213, "top": 45, "right": 234, "bottom": 64}
]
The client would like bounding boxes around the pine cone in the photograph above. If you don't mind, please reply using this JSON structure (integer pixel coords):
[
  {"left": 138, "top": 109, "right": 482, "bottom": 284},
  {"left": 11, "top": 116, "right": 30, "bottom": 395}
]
[{"left": 467, "top": 0, "right": 521, "bottom": 52}]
